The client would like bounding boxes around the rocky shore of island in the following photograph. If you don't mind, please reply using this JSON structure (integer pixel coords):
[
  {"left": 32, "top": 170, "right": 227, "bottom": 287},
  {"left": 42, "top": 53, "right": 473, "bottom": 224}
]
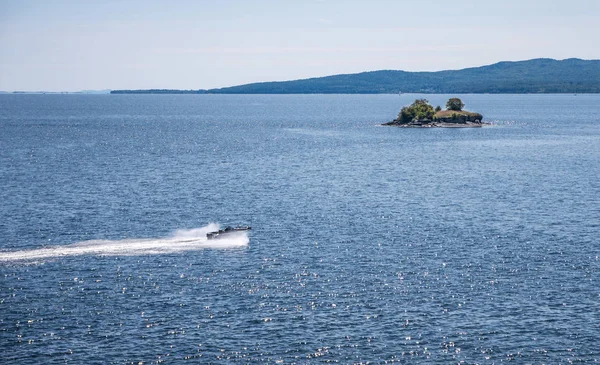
[{"left": 383, "top": 98, "right": 487, "bottom": 128}]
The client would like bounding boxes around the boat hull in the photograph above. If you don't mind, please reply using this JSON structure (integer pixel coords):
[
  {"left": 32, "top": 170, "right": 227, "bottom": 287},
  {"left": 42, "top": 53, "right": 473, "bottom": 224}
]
[{"left": 206, "top": 226, "right": 251, "bottom": 240}]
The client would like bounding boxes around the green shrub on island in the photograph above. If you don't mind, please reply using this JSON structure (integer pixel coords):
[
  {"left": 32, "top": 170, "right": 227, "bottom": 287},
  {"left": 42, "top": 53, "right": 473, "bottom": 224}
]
[{"left": 397, "top": 99, "right": 436, "bottom": 123}]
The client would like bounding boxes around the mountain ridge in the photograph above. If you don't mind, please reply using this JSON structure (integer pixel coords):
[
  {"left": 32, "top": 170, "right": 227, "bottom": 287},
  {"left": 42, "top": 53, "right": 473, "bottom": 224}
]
[{"left": 110, "top": 58, "right": 600, "bottom": 94}]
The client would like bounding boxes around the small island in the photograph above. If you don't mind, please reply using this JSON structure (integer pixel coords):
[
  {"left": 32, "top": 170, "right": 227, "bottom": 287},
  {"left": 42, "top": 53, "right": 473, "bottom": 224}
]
[{"left": 383, "top": 98, "right": 485, "bottom": 127}]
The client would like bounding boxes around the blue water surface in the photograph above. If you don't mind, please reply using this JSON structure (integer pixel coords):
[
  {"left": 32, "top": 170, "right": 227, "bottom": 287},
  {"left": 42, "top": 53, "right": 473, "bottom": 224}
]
[{"left": 1, "top": 94, "right": 599, "bottom": 363}]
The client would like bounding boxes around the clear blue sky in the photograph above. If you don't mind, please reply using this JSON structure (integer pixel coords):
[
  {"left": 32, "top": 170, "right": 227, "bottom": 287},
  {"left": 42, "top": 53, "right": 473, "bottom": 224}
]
[{"left": 1, "top": 0, "right": 599, "bottom": 91}]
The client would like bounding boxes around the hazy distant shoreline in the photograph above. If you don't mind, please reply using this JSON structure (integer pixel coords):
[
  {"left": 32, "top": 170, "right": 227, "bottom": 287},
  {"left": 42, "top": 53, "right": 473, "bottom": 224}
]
[{"left": 3, "top": 90, "right": 111, "bottom": 95}]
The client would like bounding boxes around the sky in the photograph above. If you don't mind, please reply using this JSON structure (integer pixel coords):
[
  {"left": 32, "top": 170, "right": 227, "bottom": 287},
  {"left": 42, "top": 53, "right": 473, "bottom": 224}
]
[{"left": 1, "top": 0, "right": 599, "bottom": 91}]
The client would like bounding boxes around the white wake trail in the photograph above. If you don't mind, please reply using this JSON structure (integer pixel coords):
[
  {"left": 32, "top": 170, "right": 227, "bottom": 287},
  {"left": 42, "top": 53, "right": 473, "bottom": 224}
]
[{"left": 0, "top": 224, "right": 249, "bottom": 263}]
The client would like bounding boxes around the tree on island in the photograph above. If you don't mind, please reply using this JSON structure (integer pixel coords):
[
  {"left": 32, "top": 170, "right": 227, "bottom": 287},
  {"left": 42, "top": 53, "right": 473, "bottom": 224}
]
[
  {"left": 446, "top": 98, "right": 465, "bottom": 111},
  {"left": 397, "top": 99, "right": 435, "bottom": 123}
]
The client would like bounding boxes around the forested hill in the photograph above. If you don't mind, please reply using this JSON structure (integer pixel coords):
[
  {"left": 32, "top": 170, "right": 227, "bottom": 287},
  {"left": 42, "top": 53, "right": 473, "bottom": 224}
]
[{"left": 207, "top": 58, "right": 600, "bottom": 94}]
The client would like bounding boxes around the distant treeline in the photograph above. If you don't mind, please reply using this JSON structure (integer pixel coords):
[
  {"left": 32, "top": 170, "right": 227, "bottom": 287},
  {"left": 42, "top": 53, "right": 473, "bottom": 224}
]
[{"left": 110, "top": 58, "right": 600, "bottom": 94}]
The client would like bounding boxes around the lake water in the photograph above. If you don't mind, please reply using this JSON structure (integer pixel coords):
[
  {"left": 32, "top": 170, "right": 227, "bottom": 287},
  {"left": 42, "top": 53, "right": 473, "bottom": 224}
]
[{"left": 1, "top": 94, "right": 599, "bottom": 363}]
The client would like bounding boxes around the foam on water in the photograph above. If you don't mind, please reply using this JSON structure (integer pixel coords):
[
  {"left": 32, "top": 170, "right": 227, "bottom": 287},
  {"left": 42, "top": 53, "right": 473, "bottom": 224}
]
[{"left": 0, "top": 224, "right": 249, "bottom": 262}]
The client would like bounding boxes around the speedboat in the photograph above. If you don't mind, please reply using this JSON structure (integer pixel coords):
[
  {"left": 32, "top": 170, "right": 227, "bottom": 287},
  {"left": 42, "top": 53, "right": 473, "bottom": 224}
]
[{"left": 206, "top": 226, "right": 251, "bottom": 240}]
